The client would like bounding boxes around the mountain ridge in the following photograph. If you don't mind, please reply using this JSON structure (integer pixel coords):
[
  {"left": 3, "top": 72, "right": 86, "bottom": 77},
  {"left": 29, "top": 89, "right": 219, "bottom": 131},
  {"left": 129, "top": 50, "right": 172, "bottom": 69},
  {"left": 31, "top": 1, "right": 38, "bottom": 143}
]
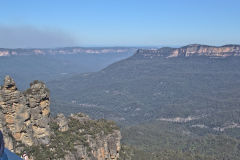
[
  {"left": 48, "top": 45, "right": 240, "bottom": 126},
  {"left": 136, "top": 44, "right": 240, "bottom": 58},
  {"left": 0, "top": 47, "right": 136, "bottom": 56}
]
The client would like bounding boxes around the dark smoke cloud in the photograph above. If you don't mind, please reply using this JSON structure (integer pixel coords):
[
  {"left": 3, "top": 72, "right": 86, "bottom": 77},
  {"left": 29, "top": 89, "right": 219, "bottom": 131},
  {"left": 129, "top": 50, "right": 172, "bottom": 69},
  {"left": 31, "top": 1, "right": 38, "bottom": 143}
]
[{"left": 0, "top": 25, "right": 78, "bottom": 48}]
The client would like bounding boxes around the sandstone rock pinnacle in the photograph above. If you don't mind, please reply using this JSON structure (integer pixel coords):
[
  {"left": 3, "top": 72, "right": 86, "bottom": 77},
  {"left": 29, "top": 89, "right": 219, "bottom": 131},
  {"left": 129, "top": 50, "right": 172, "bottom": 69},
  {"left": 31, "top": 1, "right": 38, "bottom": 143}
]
[
  {"left": 0, "top": 76, "right": 51, "bottom": 151},
  {"left": 0, "top": 76, "right": 121, "bottom": 160},
  {"left": 3, "top": 75, "right": 17, "bottom": 91}
]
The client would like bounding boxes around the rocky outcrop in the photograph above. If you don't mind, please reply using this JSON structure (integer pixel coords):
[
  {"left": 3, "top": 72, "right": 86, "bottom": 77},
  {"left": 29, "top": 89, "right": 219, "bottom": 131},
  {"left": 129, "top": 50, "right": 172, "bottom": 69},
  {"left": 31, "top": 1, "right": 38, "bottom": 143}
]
[
  {"left": 136, "top": 44, "right": 240, "bottom": 58},
  {"left": 52, "top": 113, "right": 121, "bottom": 160},
  {"left": 55, "top": 113, "right": 69, "bottom": 132},
  {"left": 0, "top": 76, "right": 121, "bottom": 160},
  {"left": 0, "top": 76, "right": 50, "bottom": 152}
]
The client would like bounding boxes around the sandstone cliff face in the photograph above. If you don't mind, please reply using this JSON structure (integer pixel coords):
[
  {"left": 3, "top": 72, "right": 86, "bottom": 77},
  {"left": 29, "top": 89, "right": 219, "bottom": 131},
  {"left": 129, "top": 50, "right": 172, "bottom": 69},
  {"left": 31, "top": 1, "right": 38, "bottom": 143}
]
[
  {"left": 0, "top": 76, "right": 121, "bottom": 160},
  {"left": 54, "top": 113, "right": 121, "bottom": 160},
  {"left": 0, "top": 76, "right": 50, "bottom": 152},
  {"left": 136, "top": 44, "right": 240, "bottom": 58}
]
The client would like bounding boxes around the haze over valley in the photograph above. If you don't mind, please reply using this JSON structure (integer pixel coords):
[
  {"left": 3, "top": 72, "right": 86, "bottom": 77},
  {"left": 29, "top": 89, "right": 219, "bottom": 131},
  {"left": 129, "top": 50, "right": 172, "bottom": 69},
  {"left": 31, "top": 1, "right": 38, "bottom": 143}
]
[
  {"left": 0, "top": 47, "right": 136, "bottom": 89},
  {"left": 1, "top": 0, "right": 240, "bottom": 159},
  {"left": 2, "top": 44, "right": 240, "bottom": 159}
]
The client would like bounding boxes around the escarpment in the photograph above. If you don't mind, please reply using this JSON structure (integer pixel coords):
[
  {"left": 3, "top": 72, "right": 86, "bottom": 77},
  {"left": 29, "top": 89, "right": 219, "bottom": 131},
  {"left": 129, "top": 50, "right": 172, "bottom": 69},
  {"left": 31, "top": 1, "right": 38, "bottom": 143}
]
[
  {"left": 0, "top": 76, "right": 121, "bottom": 160},
  {"left": 136, "top": 44, "right": 240, "bottom": 58}
]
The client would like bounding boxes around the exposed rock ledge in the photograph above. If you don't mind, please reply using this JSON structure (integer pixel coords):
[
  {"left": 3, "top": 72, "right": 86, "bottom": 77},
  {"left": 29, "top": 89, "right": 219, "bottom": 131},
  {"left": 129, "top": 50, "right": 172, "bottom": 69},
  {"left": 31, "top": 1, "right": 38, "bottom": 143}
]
[
  {"left": 157, "top": 115, "right": 204, "bottom": 123},
  {"left": 0, "top": 76, "right": 121, "bottom": 160},
  {"left": 136, "top": 44, "right": 240, "bottom": 58}
]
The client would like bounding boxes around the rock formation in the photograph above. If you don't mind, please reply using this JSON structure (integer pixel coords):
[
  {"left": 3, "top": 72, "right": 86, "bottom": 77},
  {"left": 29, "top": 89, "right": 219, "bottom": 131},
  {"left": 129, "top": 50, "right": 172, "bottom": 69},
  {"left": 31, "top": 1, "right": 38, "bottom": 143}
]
[
  {"left": 52, "top": 113, "right": 121, "bottom": 160},
  {"left": 0, "top": 76, "right": 121, "bottom": 160},
  {"left": 136, "top": 44, "right": 240, "bottom": 58},
  {"left": 0, "top": 76, "right": 50, "bottom": 151}
]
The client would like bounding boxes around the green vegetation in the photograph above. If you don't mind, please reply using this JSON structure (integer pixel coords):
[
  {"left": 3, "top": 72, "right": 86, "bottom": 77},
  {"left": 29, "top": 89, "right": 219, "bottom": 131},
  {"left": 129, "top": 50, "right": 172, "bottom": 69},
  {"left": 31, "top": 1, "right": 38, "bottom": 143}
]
[
  {"left": 68, "top": 117, "right": 119, "bottom": 136},
  {"left": 120, "top": 145, "right": 216, "bottom": 160},
  {"left": 48, "top": 55, "right": 240, "bottom": 159},
  {"left": 22, "top": 116, "right": 118, "bottom": 160},
  {"left": 120, "top": 121, "right": 240, "bottom": 160},
  {"left": 49, "top": 56, "right": 240, "bottom": 127}
]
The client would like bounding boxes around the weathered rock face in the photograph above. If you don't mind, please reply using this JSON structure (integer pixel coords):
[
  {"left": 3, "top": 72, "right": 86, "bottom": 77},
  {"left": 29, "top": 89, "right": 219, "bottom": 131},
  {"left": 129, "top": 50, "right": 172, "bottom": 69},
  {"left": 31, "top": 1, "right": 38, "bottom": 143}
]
[
  {"left": 0, "top": 76, "right": 51, "bottom": 151},
  {"left": 0, "top": 76, "right": 121, "bottom": 160},
  {"left": 56, "top": 113, "right": 69, "bottom": 132},
  {"left": 90, "top": 130, "right": 121, "bottom": 160},
  {"left": 53, "top": 113, "right": 121, "bottom": 160},
  {"left": 136, "top": 44, "right": 240, "bottom": 58}
]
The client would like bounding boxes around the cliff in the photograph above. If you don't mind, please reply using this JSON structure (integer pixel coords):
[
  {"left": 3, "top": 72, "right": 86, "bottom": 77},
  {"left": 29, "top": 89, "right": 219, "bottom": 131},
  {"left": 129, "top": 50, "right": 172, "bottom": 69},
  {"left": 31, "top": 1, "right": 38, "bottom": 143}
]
[
  {"left": 0, "top": 76, "right": 121, "bottom": 160},
  {"left": 136, "top": 44, "right": 240, "bottom": 58},
  {"left": 0, "top": 47, "right": 136, "bottom": 56}
]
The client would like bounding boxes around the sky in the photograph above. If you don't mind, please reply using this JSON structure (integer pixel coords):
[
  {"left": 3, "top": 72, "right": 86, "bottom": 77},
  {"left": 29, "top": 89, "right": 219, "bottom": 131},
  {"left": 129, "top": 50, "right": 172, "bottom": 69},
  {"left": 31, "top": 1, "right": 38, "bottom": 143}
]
[{"left": 0, "top": 0, "right": 240, "bottom": 48}]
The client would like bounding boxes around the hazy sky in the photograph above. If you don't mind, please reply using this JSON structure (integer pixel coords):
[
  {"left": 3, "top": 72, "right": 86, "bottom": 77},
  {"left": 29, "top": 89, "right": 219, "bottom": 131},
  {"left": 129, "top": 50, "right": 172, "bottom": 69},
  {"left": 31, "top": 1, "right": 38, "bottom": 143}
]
[{"left": 0, "top": 0, "right": 240, "bottom": 48}]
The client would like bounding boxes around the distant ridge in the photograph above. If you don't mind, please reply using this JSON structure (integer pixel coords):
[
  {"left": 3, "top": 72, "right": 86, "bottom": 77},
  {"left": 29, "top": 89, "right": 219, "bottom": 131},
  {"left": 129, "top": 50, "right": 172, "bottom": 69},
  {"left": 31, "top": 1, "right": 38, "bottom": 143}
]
[
  {"left": 136, "top": 44, "right": 240, "bottom": 58},
  {"left": 0, "top": 47, "right": 136, "bottom": 56}
]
